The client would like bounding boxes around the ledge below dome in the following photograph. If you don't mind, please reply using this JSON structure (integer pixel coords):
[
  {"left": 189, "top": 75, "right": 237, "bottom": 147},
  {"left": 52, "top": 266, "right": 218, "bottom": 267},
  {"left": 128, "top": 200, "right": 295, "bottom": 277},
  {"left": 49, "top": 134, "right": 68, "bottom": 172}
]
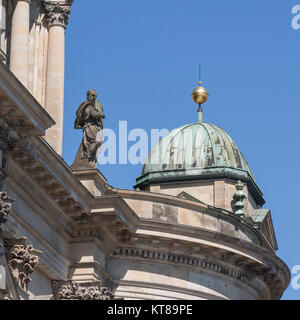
[{"left": 135, "top": 166, "right": 265, "bottom": 207}]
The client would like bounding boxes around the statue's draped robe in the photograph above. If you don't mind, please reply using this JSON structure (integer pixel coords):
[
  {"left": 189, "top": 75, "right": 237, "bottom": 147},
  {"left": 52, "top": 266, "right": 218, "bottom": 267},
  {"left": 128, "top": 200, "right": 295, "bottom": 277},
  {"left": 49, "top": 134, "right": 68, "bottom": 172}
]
[{"left": 72, "top": 100, "right": 105, "bottom": 169}]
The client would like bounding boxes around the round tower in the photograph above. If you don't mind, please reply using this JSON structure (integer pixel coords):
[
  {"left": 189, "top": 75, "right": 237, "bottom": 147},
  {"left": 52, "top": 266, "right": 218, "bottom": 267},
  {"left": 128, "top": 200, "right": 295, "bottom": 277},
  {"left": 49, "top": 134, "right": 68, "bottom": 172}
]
[{"left": 109, "top": 83, "right": 290, "bottom": 300}]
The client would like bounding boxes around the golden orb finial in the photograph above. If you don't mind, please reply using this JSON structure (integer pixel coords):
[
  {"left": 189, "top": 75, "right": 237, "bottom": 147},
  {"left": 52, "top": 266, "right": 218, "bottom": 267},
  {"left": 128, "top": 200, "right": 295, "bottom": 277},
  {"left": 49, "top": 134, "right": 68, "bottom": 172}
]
[{"left": 191, "top": 81, "right": 209, "bottom": 105}]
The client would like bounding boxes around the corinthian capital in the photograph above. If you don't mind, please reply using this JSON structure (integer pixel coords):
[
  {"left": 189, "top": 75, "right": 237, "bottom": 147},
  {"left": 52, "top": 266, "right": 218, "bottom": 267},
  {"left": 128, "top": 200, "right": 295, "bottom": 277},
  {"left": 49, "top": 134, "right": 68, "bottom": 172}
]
[
  {"left": 44, "top": 2, "right": 72, "bottom": 28},
  {"left": 5, "top": 237, "right": 42, "bottom": 292}
]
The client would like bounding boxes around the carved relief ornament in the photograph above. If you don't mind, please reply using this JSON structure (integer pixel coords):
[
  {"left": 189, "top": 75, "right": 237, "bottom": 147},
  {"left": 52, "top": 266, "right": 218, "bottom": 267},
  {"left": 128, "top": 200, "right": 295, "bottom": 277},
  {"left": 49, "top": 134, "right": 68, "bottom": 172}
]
[
  {"left": 0, "top": 192, "right": 14, "bottom": 229},
  {"left": 5, "top": 238, "right": 41, "bottom": 291},
  {"left": 52, "top": 280, "right": 116, "bottom": 300},
  {"left": 44, "top": 2, "right": 72, "bottom": 28}
]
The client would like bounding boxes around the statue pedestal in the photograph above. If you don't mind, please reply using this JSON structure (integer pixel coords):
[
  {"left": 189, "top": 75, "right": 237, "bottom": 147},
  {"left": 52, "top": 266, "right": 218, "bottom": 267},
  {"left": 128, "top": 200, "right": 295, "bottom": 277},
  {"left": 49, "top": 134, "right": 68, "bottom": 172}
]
[
  {"left": 71, "top": 160, "right": 96, "bottom": 171},
  {"left": 72, "top": 169, "right": 110, "bottom": 197}
]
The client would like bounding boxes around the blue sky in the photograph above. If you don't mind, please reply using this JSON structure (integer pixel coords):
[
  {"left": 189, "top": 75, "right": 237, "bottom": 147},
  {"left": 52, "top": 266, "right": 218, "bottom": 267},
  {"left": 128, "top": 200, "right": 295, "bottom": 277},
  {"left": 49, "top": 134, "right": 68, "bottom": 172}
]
[{"left": 63, "top": 0, "right": 300, "bottom": 300}]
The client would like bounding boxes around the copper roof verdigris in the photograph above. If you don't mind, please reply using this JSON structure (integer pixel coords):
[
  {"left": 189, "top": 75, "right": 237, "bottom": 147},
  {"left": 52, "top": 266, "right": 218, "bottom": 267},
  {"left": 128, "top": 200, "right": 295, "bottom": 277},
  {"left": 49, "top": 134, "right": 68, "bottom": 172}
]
[
  {"left": 136, "top": 122, "right": 265, "bottom": 205},
  {"left": 141, "top": 122, "right": 254, "bottom": 179}
]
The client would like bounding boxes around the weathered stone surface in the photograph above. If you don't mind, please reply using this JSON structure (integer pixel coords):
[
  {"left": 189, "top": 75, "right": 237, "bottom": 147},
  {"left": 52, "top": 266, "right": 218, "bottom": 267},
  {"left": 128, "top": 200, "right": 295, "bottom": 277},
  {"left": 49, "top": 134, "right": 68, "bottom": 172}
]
[
  {"left": 52, "top": 280, "right": 115, "bottom": 300},
  {"left": 10, "top": 0, "right": 31, "bottom": 87},
  {"left": 5, "top": 237, "right": 41, "bottom": 292},
  {"left": 153, "top": 202, "right": 178, "bottom": 223},
  {"left": 0, "top": 265, "right": 5, "bottom": 290},
  {"left": 0, "top": 0, "right": 290, "bottom": 302},
  {"left": 44, "top": 2, "right": 72, "bottom": 28},
  {"left": 0, "top": 192, "right": 14, "bottom": 230},
  {"left": 72, "top": 90, "right": 105, "bottom": 170}
]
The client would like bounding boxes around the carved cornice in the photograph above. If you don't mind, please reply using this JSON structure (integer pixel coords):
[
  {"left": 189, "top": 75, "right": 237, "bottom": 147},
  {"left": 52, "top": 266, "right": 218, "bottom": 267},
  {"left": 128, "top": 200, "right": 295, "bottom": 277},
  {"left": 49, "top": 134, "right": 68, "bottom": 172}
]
[
  {"left": 0, "top": 101, "right": 44, "bottom": 150},
  {"left": 114, "top": 247, "right": 255, "bottom": 288},
  {"left": 52, "top": 281, "right": 117, "bottom": 300},
  {"left": 0, "top": 63, "right": 55, "bottom": 136},
  {"left": 3, "top": 162, "right": 69, "bottom": 229},
  {"left": 2, "top": 136, "right": 89, "bottom": 233},
  {"left": 115, "top": 188, "right": 263, "bottom": 246},
  {"left": 5, "top": 237, "right": 42, "bottom": 292},
  {"left": 114, "top": 245, "right": 290, "bottom": 299},
  {"left": 0, "top": 110, "right": 21, "bottom": 150},
  {"left": 0, "top": 192, "right": 14, "bottom": 230},
  {"left": 44, "top": 2, "right": 72, "bottom": 28}
]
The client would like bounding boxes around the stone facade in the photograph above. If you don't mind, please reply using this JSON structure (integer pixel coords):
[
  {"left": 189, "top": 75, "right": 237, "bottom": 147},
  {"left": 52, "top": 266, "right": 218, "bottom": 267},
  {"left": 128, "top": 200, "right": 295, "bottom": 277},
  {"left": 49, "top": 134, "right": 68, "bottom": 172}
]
[
  {"left": 0, "top": 0, "right": 72, "bottom": 154},
  {"left": 0, "top": 1, "right": 290, "bottom": 300}
]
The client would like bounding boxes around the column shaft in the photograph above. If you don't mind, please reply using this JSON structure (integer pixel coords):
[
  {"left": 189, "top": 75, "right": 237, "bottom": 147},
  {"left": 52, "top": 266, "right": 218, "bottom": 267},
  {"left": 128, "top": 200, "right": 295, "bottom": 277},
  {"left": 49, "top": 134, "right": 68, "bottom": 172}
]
[
  {"left": 44, "top": 24, "right": 65, "bottom": 155},
  {"left": 44, "top": 2, "right": 71, "bottom": 155},
  {"left": 10, "top": 0, "right": 31, "bottom": 87}
]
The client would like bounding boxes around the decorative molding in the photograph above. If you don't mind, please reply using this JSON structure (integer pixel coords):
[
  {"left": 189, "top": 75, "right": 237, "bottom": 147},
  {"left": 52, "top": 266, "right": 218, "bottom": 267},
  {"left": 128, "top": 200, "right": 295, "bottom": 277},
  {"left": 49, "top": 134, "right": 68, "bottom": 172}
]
[
  {"left": 3, "top": 162, "right": 70, "bottom": 230},
  {"left": 0, "top": 103, "right": 40, "bottom": 145},
  {"left": 0, "top": 62, "right": 55, "bottom": 136},
  {"left": 0, "top": 106, "right": 42, "bottom": 151},
  {"left": 0, "top": 192, "right": 14, "bottom": 230},
  {"left": 232, "top": 180, "right": 247, "bottom": 217},
  {"left": 115, "top": 244, "right": 287, "bottom": 298},
  {"left": 5, "top": 237, "right": 42, "bottom": 292},
  {"left": 0, "top": 49, "right": 7, "bottom": 63},
  {"left": 44, "top": 2, "right": 72, "bottom": 28},
  {"left": 114, "top": 247, "right": 258, "bottom": 289},
  {"left": 52, "top": 280, "right": 116, "bottom": 300},
  {"left": 176, "top": 191, "right": 206, "bottom": 205},
  {"left": 116, "top": 188, "right": 262, "bottom": 246},
  {"left": 117, "top": 229, "right": 132, "bottom": 243},
  {"left": 0, "top": 110, "right": 21, "bottom": 149}
]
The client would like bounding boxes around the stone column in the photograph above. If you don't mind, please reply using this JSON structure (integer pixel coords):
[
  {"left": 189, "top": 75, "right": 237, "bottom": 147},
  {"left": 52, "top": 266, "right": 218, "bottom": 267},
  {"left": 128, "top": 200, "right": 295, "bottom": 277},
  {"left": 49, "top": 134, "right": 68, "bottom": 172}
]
[
  {"left": 44, "top": 2, "right": 71, "bottom": 155},
  {"left": 10, "top": 0, "right": 31, "bottom": 87}
]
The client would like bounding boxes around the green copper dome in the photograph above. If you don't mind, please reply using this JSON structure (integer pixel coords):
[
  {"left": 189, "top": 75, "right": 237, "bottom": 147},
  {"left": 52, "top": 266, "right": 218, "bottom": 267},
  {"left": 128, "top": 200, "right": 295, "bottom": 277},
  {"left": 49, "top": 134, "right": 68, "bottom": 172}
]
[
  {"left": 140, "top": 122, "right": 254, "bottom": 177},
  {"left": 135, "top": 122, "right": 264, "bottom": 204}
]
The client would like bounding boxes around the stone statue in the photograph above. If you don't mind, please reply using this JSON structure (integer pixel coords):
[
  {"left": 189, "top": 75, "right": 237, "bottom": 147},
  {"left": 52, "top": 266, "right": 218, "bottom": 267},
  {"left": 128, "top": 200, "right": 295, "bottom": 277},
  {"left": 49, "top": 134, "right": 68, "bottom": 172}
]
[{"left": 71, "top": 90, "right": 105, "bottom": 169}]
